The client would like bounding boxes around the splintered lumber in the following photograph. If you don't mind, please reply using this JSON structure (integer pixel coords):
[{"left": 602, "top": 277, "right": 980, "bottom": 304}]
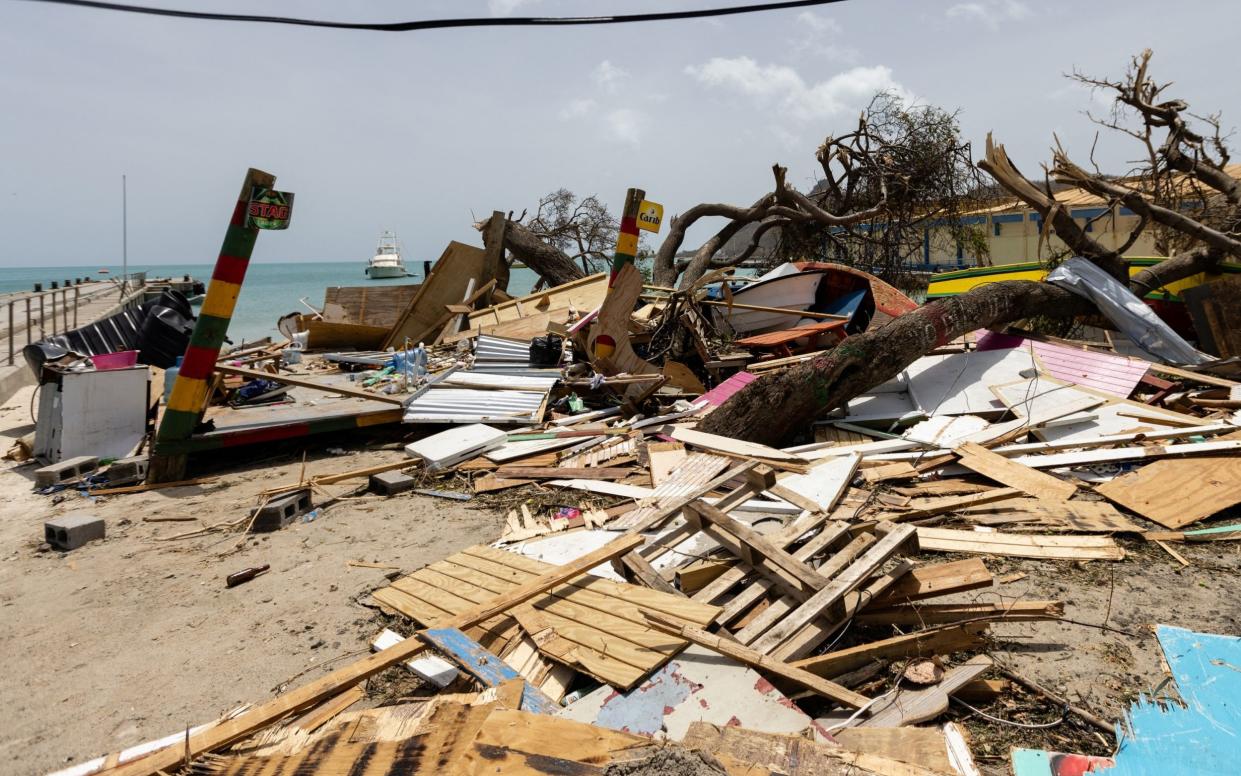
[
  {"left": 833, "top": 727, "right": 959, "bottom": 776},
  {"left": 641, "top": 612, "right": 869, "bottom": 709},
  {"left": 682, "top": 500, "right": 831, "bottom": 599},
  {"left": 1095, "top": 454, "right": 1241, "bottom": 529},
  {"left": 747, "top": 525, "right": 918, "bottom": 657},
  {"left": 103, "top": 533, "right": 643, "bottom": 776},
  {"left": 492, "top": 466, "right": 630, "bottom": 480},
  {"left": 860, "top": 655, "right": 993, "bottom": 727},
  {"left": 791, "top": 623, "right": 989, "bottom": 679},
  {"left": 876, "top": 487, "right": 1022, "bottom": 522},
  {"left": 213, "top": 363, "right": 405, "bottom": 405},
  {"left": 953, "top": 442, "right": 1077, "bottom": 500},
  {"left": 856, "top": 600, "right": 1064, "bottom": 626},
  {"left": 916, "top": 527, "right": 1125, "bottom": 560},
  {"left": 871, "top": 558, "right": 993, "bottom": 605},
  {"left": 668, "top": 425, "right": 808, "bottom": 464},
  {"left": 680, "top": 722, "right": 945, "bottom": 776}
]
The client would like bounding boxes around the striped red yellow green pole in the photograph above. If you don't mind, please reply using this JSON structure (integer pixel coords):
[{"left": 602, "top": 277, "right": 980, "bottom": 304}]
[
  {"left": 153, "top": 169, "right": 275, "bottom": 468},
  {"left": 609, "top": 187, "right": 645, "bottom": 286}
]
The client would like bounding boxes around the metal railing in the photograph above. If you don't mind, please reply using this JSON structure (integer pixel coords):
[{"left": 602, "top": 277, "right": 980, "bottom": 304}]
[{"left": 6, "top": 286, "right": 82, "bottom": 366}]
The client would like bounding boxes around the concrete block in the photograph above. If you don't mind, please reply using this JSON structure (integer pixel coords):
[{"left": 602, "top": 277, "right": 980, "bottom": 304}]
[
  {"left": 34, "top": 455, "right": 100, "bottom": 488},
  {"left": 45, "top": 514, "right": 105, "bottom": 550},
  {"left": 250, "top": 489, "right": 313, "bottom": 532},
  {"left": 370, "top": 470, "right": 417, "bottom": 496},
  {"left": 104, "top": 455, "right": 149, "bottom": 487}
]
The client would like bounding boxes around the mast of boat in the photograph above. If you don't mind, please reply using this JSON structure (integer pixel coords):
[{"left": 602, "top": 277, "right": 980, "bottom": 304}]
[{"left": 121, "top": 174, "right": 128, "bottom": 297}]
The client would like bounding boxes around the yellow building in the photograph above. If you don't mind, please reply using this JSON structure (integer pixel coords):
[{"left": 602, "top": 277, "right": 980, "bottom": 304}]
[{"left": 926, "top": 163, "right": 1241, "bottom": 268}]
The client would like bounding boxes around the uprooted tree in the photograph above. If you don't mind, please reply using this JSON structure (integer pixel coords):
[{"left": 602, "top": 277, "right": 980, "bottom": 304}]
[
  {"left": 701, "top": 50, "right": 1241, "bottom": 444},
  {"left": 477, "top": 93, "right": 985, "bottom": 291}
]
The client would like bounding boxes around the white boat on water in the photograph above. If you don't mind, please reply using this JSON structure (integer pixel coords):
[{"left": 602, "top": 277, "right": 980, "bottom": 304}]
[{"left": 365, "top": 231, "right": 408, "bottom": 279}]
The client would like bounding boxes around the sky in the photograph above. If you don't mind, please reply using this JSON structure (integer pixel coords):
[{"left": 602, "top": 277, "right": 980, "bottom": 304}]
[{"left": 1, "top": 0, "right": 1238, "bottom": 267}]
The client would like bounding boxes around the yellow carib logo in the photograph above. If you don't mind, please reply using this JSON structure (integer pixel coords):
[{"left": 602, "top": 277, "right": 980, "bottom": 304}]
[{"left": 637, "top": 200, "right": 663, "bottom": 233}]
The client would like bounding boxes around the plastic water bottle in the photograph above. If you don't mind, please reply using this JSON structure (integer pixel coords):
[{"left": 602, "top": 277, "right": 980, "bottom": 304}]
[{"left": 163, "top": 356, "right": 184, "bottom": 404}]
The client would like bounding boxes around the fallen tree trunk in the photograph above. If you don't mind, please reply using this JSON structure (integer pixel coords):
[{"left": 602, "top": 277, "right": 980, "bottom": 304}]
[
  {"left": 698, "top": 280, "right": 1094, "bottom": 445},
  {"left": 477, "top": 213, "right": 586, "bottom": 289}
]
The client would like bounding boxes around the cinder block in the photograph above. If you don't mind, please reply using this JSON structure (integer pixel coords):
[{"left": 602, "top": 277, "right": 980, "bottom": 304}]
[
  {"left": 45, "top": 514, "right": 105, "bottom": 550},
  {"left": 370, "top": 470, "right": 417, "bottom": 496},
  {"left": 250, "top": 488, "right": 313, "bottom": 532},
  {"left": 34, "top": 456, "right": 100, "bottom": 488},
  {"left": 104, "top": 455, "right": 149, "bottom": 487}
]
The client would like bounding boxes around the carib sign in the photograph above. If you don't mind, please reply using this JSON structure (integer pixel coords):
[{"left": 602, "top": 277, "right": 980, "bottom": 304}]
[{"left": 246, "top": 187, "right": 295, "bottom": 230}]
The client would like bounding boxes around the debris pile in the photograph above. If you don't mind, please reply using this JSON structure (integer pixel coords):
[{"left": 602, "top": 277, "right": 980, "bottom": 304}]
[{"left": 25, "top": 232, "right": 1241, "bottom": 776}]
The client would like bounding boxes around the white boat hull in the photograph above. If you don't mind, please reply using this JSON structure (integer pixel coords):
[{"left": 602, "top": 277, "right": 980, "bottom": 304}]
[
  {"left": 720, "top": 270, "right": 828, "bottom": 334},
  {"left": 365, "top": 265, "right": 406, "bottom": 279}
]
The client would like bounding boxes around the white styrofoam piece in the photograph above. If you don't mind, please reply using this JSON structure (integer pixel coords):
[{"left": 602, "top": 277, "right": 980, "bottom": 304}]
[
  {"left": 775, "top": 452, "right": 860, "bottom": 512},
  {"left": 904, "top": 347, "right": 1035, "bottom": 417},
  {"left": 371, "top": 628, "right": 458, "bottom": 688},
  {"left": 404, "top": 423, "right": 507, "bottom": 469},
  {"left": 556, "top": 643, "right": 812, "bottom": 740}
]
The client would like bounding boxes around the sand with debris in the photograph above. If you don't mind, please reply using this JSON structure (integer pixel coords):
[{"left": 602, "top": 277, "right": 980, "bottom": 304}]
[{"left": 2, "top": 381, "right": 1240, "bottom": 775}]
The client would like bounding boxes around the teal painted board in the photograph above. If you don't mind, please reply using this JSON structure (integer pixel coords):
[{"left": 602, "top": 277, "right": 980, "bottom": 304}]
[
  {"left": 1105, "top": 625, "right": 1241, "bottom": 775},
  {"left": 1012, "top": 626, "right": 1241, "bottom": 776},
  {"left": 423, "top": 627, "right": 558, "bottom": 714}
]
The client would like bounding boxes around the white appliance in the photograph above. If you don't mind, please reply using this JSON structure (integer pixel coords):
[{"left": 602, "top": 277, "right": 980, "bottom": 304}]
[{"left": 35, "top": 366, "right": 150, "bottom": 463}]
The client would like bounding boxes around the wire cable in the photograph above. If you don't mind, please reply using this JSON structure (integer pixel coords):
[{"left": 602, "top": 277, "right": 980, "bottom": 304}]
[{"left": 18, "top": 0, "right": 851, "bottom": 32}]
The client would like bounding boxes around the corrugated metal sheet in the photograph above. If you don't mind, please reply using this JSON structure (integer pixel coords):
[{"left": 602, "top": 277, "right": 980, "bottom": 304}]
[
  {"left": 403, "top": 387, "right": 548, "bottom": 424},
  {"left": 475, "top": 335, "right": 531, "bottom": 362}
]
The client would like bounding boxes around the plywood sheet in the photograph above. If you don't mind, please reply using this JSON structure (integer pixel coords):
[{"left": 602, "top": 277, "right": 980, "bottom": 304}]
[
  {"left": 916, "top": 527, "right": 1125, "bottom": 560},
  {"left": 904, "top": 347, "right": 1034, "bottom": 416},
  {"left": 1095, "top": 455, "right": 1241, "bottom": 529},
  {"left": 324, "top": 284, "right": 420, "bottom": 327},
  {"left": 385, "top": 241, "right": 487, "bottom": 347}
]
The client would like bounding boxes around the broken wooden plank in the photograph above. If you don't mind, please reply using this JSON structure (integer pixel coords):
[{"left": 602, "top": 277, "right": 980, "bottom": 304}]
[
  {"left": 871, "top": 558, "right": 993, "bottom": 605},
  {"left": 860, "top": 655, "right": 993, "bottom": 728},
  {"left": 422, "top": 627, "right": 558, "bottom": 714},
  {"left": 915, "top": 527, "right": 1125, "bottom": 560},
  {"left": 856, "top": 601, "right": 1063, "bottom": 626},
  {"left": 668, "top": 425, "right": 809, "bottom": 464},
  {"left": 493, "top": 466, "right": 630, "bottom": 480},
  {"left": 876, "top": 487, "right": 1022, "bottom": 522},
  {"left": 641, "top": 612, "right": 869, "bottom": 709},
  {"left": 953, "top": 441, "right": 1078, "bottom": 500},
  {"left": 104, "top": 533, "right": 644, "bottom": 776},
  {"left": 791, "top": 623, "right": 989, "bottom": 679},
  {"left": 773, "top": 452, "right": 860, "bottom": 513},
  {"left": 214, "top": 363, "right": 405, "bottom": 405},
  {"left": 748, "top": 525, "right": 918, "bottom": 656}
]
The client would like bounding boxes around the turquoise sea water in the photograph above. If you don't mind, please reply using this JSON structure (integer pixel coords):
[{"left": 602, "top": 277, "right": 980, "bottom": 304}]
[{"left": 0, "top": 262, "right": 540, "bottom": 344}]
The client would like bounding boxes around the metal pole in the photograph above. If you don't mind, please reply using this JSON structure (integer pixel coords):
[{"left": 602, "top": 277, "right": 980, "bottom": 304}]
[
  {"left": 38, "top": 293, "right": 45, "bottom": 338},
  {"left": 8, "top": 301, "right": 13, "bottom": 365},
  {"left": 73, "top": 286, "right": 79, "bottom": 327},
  {"left": 61, "top": 289, "right": 68, "bottom": 332},
  {"left": 25, "top": 298, "right": 31, "bottom": 344}
]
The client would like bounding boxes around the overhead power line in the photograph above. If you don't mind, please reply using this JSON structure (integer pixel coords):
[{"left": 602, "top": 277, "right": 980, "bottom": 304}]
[{"left": 18, "top": 0, "right": 850, "bottom": 32}]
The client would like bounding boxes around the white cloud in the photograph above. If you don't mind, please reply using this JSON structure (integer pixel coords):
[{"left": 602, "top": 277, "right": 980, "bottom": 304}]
[
  {"left": 603, "top": 108, "right": 647, "bottom": 145},
  {"left": 592, "top": 60, "right": 629, "bottom": 94},
  {"left": 791, "top": 12, "right": 858, "bottom": 63},
  {"left": 946, "top": 0, "right": 1032, "bottom": 29},
  {"left": 685, "top": 57, "right": 912, "bottom": 122},
  {"left": 488, "top": 0, "right": 540, "bottom": 16},
  {"left": 558, "top": 97, "right": 597, "bottom": 120}
]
